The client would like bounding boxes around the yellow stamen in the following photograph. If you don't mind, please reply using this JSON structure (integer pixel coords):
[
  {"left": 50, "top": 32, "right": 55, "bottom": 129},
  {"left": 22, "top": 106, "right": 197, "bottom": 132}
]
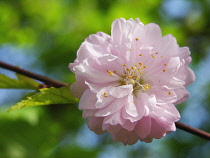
[
  {"left": 103, "top": 92, "right": 108, "bottom": 97},
  {"left": 133, "top": 76, "right": 138, "bottom": 80},
  {"left": 106, "top": 70, "right": 113, "bottom": 76},
  {"left": 135, "top": 38, "right": 139, "bottom": 41},
  {"left": 168, "top": 92, "right": 172, "bottom": 95},
  {"left": 123, "top": 64, "right": 126, "bottom": 66},
  {"left": 144, "top": 84, "right": 152, "bottom": 90},
  {"left": 164, "top": 64, "right": 167, "bottom": 66},
  {"left": 139, "top": 54, "right": 142, "bottom": 56},
  {"left": 138, "top": 69, "right": 143, "bottom": 75},
  {"left": 131, "top": 79, "right": 135, "bottom": 84},
  {"left": 151, "top": 54, "right": 156, "bottom": 58},
  {"left": 163, "top": 69, "right": 166, "bottom": 72},
  {"left": 139, "top": 63, "right": 143, "bottom": 66},
  {"left": 155, "top": 52, "right": 159, "bottom": 54}
]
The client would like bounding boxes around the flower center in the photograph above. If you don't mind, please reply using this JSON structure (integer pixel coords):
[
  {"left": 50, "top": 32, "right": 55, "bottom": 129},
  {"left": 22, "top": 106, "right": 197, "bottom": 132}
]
[
  {"left": 106, "top": 63, "right": 152, "bottom": 92},
  {"left": 120, "top": 64, "right": 152, "bottom": 92}
]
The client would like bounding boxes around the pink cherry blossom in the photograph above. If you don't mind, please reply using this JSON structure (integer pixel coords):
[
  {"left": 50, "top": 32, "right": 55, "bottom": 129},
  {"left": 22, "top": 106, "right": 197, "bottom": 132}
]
[{"left": 69, "top": 18, "right": 195, "bottom": 145}]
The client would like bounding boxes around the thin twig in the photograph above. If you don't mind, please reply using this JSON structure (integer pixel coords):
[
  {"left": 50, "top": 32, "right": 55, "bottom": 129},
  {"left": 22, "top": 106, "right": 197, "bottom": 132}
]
[
  {"left": 175, "top": 122, "right": 210, "bottom": 140},
  {"left": 0, "top": 61, "right": 210, "bottom": 141},
  {"left": 0, "top": 61, "right": 67, "bottom": 88}
]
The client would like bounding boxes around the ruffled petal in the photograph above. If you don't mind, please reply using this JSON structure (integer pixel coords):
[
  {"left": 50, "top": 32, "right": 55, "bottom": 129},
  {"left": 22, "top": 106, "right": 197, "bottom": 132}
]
[
  {"left": 76, "top": 43, "right": 102, "bottom": 62},
  {"left": 134, "top": 117, "right": 151, "bottom": 139},
  {"left": 73, "top": 62, "right": 119, "bottom": 84},
  {"left": 85, "top": 81, "right": 102, "bottom": 93},
  {"left": 184, "top": 67, "right": 196, "bottom": 87},
  {"left": 109, "top": 84, "right": 133, "bottom": 98},
  {"left": 70, "top": 82, "right": 87, "bottom": 99},
  {"left": 87, "top": 117, "right": 104, "bottom": 134},
  {"left": 78, "top": 89, "right": 97, "bottom": 110},
  {"left": 111, "top": 128, "right": 139, "bottom": 145},
  {"left": 154, "top": 89, "right": 177, "bottom": 105},
  {"left": 155, "top": 34, "right": 179, "bottom": 56},
  {"left": 174, "top": 88, "right": 190, "bottom": 105},
  {"left": 82, "top": 109, "right": 97, "bottom": 118},
  {"left": 148, "top": 119, "right": 167, "bottom": 139},
  {"left": 151, "top": 104, "right": 180, "bottom": 125},
  {"left": 95, "top": 97, "right": 125, "bottom": 117},
  {"left": 178, "top": 47, "right": 191, "bottom": 63},
  {"left": 144, "top": 23, "right": 162, "bottom": 45},
  {"left": 86, "top": 32, "right": 110, "bottom": 46},
  {"left": 102, "top": 124, "right": 121, "bottom": 133},
  {"left": 103, "top": 110, "right": 125, "bottom": 126},
  {"left": 122, "top": 120, "right": 138, "bottom": 131},
  {"left": 111, "top": 18, "right": 127, "bottom": 45},
  {"left": 125, "top": 94, "right": 138, "bottom": 117}
]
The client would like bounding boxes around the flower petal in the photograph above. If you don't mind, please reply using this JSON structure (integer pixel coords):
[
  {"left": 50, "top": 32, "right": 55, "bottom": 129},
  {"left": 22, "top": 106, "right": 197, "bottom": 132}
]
[
  {"left": 111, "top": 18, "right": 126, "bottom": 45},
  {"left": 109, "top": 85, "right": 133, "bottom": 98},
  {"left": 86, "top": 32, "right": 110, "bottom": 46},
  {"left": 87, "top": 117, "right": 104, "bottom": 134},
  {"left": 148, "top": 119, "right": 167, "bottom": 139},
  {"left": 111, "top": 128, "right": 139, "bottom": 145},
  {"left": 78, "top": 89, "right": 97, "bottom": 110},
  {"left": 174, "top": 88, "right": 190, "bottom": 105},
  {"left": 144, "top": 23, "right": 162, "bottom": 45},
  {"left": 103, "top": 110, "right": 125, "bottom": 125},
  {"left": 151, "top": 104, "right": 180, "bottom": 125},
  {"left": 154, "top": 89, "right": 177, "bottom": 105},
  {"left": 73, "top": 62, "right": 119, "bottom": 84},
  {"left": 70, "top": 82, "right": 87, "bottom": 99},
  {"left": 122, "top": 120, "right": 138, "bottom": 131},
  {"left": 125, "top": 94, "right": 138, "bottom": 117},
  {"left": 82, "top": 109, "right": 97, "bottom": 118},
  {"left": 134, "top": 117, "right": 151, "bottom": 139},
  {"left": 184, "top": 67, "right": 196, "bottom": 87},
  {"left": 95, "top": 98, "right": 125, "bottom": 117}
]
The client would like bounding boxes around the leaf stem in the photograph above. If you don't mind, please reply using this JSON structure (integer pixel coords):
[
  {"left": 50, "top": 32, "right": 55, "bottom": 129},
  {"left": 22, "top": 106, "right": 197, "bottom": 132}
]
[{"left": 0, "top": 61, "right": 210, "bottom": 141}]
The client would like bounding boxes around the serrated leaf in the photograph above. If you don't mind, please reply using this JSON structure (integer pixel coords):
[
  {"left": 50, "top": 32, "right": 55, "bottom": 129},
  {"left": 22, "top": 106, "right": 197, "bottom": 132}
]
[
  {"left": 9, "top": 86, "right": 78, "bottom": 111},
  {"left": 0, "top": 73, "right": 40, "bottom": 89},
  {"left": 21, "top": 91, "right": 38, "bottom": 100}
]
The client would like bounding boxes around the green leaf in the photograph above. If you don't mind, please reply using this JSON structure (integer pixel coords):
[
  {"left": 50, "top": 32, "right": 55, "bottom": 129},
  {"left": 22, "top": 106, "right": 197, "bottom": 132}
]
[
  {"left": 9, "top": 86, "right": 78, "bottom": 111},
  {"left": 21, "top": 91, "right": 38, "bottom": 100},
  {"left": 0, "top": 73, "right": 40, "bottom": 89}
]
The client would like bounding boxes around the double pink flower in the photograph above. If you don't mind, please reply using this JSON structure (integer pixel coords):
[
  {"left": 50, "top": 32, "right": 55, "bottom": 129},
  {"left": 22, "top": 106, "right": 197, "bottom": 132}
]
[{"left": 69, "top": 18, "right": 195, "bottom": 145}]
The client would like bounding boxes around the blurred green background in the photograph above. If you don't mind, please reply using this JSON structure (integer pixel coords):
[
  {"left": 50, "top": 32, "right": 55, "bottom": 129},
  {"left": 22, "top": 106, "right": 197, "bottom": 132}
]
[{"left": 0, "top": 0, "right": 210, "bottom": 158}]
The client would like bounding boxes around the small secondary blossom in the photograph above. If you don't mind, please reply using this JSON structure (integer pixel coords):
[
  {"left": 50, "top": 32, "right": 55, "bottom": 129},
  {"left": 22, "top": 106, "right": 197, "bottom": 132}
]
[{"left": 69, "top": 18, "right": 195, "bottom": 145}]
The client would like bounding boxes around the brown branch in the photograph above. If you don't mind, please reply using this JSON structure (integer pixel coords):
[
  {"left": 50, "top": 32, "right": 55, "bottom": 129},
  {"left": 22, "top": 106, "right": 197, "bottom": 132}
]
[
  {"left": 175, "top": 122, "right": 210, "bottom": 140},
  {"left": 0, "top": 61, "right": 67, "bottom": 88},
  {"left": 0, "top": 61, "right": 210, "bottom": 141}
]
